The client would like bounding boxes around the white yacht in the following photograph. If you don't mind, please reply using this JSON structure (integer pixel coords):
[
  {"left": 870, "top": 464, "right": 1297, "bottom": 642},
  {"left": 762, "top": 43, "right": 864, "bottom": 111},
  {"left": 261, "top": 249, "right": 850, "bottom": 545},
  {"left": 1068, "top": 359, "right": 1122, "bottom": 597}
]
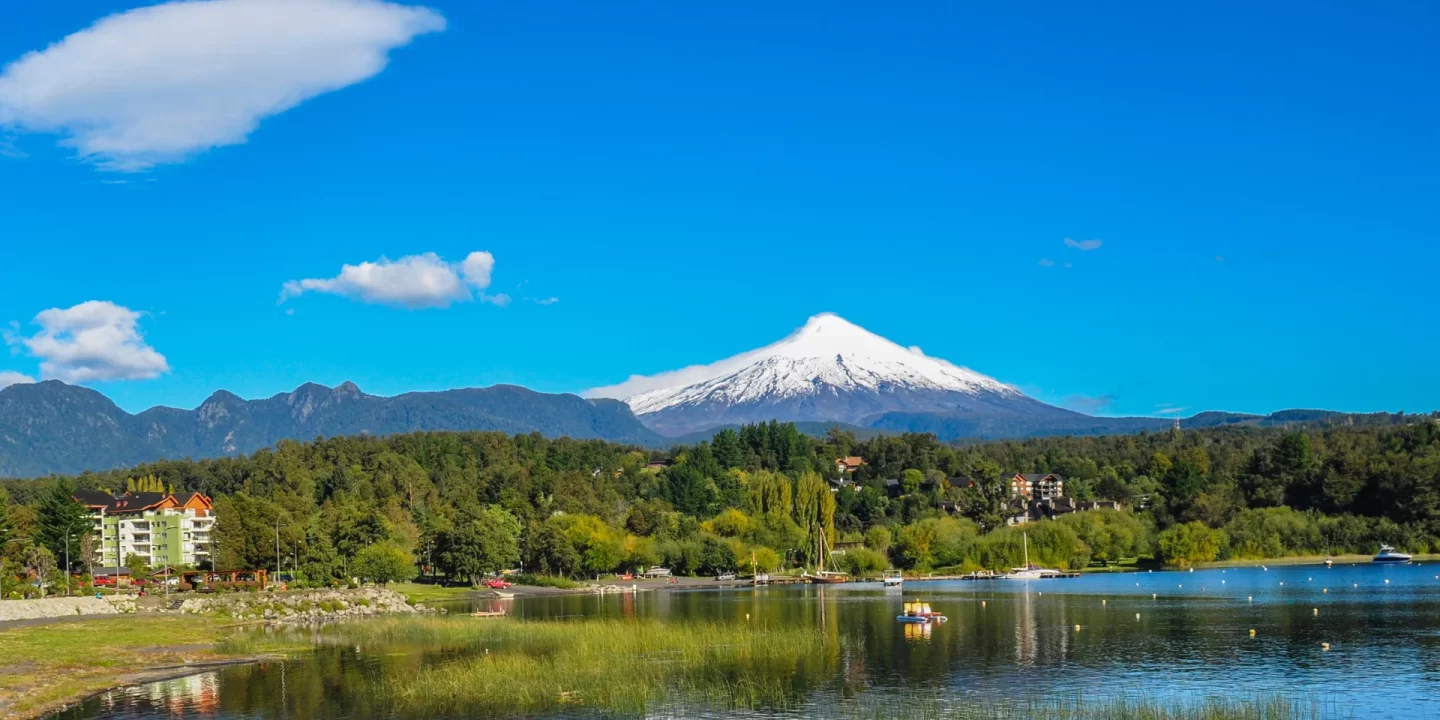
[{"left": 1373, "top": 545, "right": 1412, "bottom": 564}]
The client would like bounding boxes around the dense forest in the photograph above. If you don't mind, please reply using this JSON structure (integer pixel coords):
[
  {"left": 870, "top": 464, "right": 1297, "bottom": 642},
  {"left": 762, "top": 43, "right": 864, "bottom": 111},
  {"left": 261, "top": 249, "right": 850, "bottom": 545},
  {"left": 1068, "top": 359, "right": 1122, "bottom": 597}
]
[{"left": 4, "top": 418, "right": 1440, "bottom": 596}]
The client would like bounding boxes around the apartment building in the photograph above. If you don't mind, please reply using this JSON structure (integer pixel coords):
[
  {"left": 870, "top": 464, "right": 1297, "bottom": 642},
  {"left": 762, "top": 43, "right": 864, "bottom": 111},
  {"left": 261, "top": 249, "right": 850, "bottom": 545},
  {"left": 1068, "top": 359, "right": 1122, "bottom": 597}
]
[{"left": 73, "top": 489, "right": 216, "bottom": 569}]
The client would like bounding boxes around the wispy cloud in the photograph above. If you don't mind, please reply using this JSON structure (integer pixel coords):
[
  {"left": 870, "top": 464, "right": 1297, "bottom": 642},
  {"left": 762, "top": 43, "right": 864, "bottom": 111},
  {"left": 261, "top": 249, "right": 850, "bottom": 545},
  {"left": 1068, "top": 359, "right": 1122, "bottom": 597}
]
[
  {"left": 1214, "top": 255, "right": 1225, "bottom": 262},
  {"left": 281, "top": 251, "right": 508, "bottom": 310},
  {"left": 1155, "top": 406, "right": 1188, "bottom": 416},
  {"left": 5, "top": 300, "right": 169, "bottom": 383},
  {"left": 0, "top": 0, "right": 444, "bottom": 170},
  {"left": 531, "top": 297, "right": 559, "bottom": 305},
  {"left": 1064, "top": 393, "right": 1117, "bottom": 414},
  {"left": 1064, "top": 237, "right": 1103, "bottom": 251},
  {"left": 1038, "top": 258, "right": 1055, "bottom": 267},
  {"left": 0, "top": 370, "right": 35, "bottom": 389}
]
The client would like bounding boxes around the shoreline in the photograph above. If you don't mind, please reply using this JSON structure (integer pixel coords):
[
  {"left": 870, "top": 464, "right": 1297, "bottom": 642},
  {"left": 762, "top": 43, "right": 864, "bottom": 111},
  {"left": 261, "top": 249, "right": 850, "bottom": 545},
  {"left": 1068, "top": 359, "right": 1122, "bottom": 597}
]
[{"left": 0, "top": 615, "right": 307, "bottom": 720}]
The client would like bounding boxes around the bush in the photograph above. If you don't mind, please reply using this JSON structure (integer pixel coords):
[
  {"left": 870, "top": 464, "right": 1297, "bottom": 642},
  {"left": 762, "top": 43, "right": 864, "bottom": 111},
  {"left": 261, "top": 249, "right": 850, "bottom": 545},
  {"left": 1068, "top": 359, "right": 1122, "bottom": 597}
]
[
  {"left": 510, "top": 573, "right": 582, "bottom": 589},
  {"left": 835, "top": 547, "right": 888, "bottom": 575},
  {"left": 1157, "top": 522, "right": 1226, "bottom": 567}
]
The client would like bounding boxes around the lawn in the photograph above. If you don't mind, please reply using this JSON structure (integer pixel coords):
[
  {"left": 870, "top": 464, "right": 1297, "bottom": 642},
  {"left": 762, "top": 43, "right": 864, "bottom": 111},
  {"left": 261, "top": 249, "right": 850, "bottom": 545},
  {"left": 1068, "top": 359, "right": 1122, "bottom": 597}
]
[{"left": 0, "top": 615, "right": 302, "bottom": 720}]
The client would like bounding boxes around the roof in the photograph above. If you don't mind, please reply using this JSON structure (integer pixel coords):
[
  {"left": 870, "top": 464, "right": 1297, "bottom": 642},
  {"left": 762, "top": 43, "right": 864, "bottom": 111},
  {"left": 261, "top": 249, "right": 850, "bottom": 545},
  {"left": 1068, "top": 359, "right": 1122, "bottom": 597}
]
[
  {"left": 93, "top": 567, "right": 132, "bottom": 576},
  {"left": 1017, "top": 473, "right": 1065, "bottom": 483},
  {"left": 884, "top": 478, "right": 900, "bottom": 487},
  {"left": 837, "top": 456, "right": 865, "bottom": 467},
  {"left": 71, "top": 490, "right": 198, "bottom": 514},
  {"left": 73, "top": 488, "right": 115, "bottom": 507}
]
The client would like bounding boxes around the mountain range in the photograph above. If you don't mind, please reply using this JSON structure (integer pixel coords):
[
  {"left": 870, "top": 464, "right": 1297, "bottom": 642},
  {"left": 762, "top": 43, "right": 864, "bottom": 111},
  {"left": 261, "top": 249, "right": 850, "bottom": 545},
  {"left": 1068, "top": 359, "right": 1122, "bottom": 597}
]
[
  {"left": 0, "top": 313, "right": 1395, "bottom": 478},
  {"left": 0, "top": 380, "right": 659, "bottom": 478}
]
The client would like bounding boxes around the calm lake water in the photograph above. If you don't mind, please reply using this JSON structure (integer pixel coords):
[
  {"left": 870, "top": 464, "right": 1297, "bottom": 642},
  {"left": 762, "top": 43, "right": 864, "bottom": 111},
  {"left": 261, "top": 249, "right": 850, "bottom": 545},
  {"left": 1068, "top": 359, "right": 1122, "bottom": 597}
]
[{"left": 52, "top": 562, "right": 1440, "bottom": 719}]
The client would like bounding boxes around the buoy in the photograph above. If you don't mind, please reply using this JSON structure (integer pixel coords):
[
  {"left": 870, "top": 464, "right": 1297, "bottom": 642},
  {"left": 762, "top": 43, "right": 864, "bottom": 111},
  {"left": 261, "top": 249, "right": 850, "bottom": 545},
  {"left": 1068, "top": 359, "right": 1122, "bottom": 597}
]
[
  {"left": 1038, "top": 592, "right": 1043, "bottom": 597},
  {"left": 746, "top": 613, "right": 750, "bottom": 621},
  {"left": 1222, "top": 580, "right": 1226, "bottom": 584},
  {"left": 1152, "top": 593, "right": 1157, "bottom": 599},
  {"left": 1313, "top": 608, "right": 1319, "bottom": 616},
  {"left": 1322, "top": 642, "right": 1330, "bottom": 651},
  {"left": 1189, "top": 568, "right": 1194, "bottom": 573},
  {"left": 1102, "top": 599, "right": 1107, "bottom": 605},
  {"left": 1354, "top": 583, "right": 1358, "bottom": 588},
  {"left": 1178, "top": 584, "right": 1183, "bottom": 589},
  {"left": 1308, "top": 577, "right": 1312, "bottom": 582},
  {"left": 1249, "top": 629, "right": 1256, "bottom": 637},
  {"left": 1323, "top": 588, "right": 1327, "bottom": 593},
  {"left": 1279, "top": 582, "right": 1284, "bottom": 586},
  {"left": 1075, "top": 624, "right": 1081, "bottom": 631},
  {"left": 1248, "top": 596, "right": 1253, "bottom": 602},
  {"left": 1385, "top": 579, "right": 1390, "bottom": 585},
  {"left": 982, "top": 601, "right": 986, "bottom": 607},
  {"left": 1135, "top": 613, "right": 1141, "bottom": 620}
]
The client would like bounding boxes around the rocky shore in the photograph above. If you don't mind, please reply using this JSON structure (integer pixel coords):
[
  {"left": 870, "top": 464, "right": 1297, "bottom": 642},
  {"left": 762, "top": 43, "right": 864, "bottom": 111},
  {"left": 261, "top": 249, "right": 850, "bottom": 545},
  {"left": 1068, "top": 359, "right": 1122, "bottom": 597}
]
[{"left": 0, "top": 587, "right": 427, "bottom": 626}]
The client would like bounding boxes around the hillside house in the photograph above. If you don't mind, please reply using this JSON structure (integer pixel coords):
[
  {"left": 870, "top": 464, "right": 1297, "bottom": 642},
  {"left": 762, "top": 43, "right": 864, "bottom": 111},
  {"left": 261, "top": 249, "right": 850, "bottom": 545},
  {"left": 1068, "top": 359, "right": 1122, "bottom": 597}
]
[
  {"left": 835, "top": 456, "right": 865, "bottom": 474},
  {"left": 1009, "top": 473, "right": 1065, "bottom": 501}
]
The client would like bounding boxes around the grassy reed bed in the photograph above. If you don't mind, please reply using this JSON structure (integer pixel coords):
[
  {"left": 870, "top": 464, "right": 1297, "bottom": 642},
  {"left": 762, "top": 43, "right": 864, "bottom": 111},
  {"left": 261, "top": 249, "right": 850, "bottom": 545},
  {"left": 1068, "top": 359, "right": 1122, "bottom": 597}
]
[{"left": 323, "top": 616, "right": 834, "bottom": 715}]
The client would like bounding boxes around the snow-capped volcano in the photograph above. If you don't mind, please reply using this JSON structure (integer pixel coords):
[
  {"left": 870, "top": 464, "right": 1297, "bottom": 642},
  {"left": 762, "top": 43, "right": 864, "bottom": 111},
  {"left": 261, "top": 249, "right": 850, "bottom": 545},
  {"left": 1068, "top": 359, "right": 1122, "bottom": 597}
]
[{"left": 588, "top": 313, "right": 1076, "bottom": 436}]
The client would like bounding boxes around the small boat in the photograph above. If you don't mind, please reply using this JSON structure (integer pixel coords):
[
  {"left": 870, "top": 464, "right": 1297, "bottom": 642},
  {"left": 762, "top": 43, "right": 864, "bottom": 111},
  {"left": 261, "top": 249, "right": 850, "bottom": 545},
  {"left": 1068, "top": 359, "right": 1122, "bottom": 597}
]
[
  {"left": 1373, "top": 545, "right": 1413, "bottom": 564},
  {"left": 896, "top": 600, "right": 946, "bottom": 624},
  {"left": 804, "top": 523, "right": 851, "bottom": 584},
  {"left": 883, "top": 570, "right": 904, "bottom": 588},
  {"left": 470, "top": 609, "right": 507, "bottom": 618},
  {"left": 491, "top": 590, "right": 515, "bottom": 599},
  {"left": 1001, "top": 533, "right": 1065, "bottom": 579},
  {"left": 1324, "top": 556, "right": 1333, "bottom": 568}
]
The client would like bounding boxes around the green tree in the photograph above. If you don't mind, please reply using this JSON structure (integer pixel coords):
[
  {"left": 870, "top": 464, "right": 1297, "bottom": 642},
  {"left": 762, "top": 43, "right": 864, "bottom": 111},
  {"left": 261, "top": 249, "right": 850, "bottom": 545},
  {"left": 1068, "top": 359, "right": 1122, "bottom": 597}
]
[
  {"left": 352, "top": 542, "right": 416, "bottom": 585},
  {"left": 901, "top": 469, "right": 924, "bottom": 495},
  {"left": 794, "top": 471, "right": 836, "bottom": 565},
  {"left": 957, "top": 462, "right": 1011, "bottom": 532},
  {"left": 437, "top": 505, "right": 522, "bottom": 585},
  {"left": 36, "top": 479, "right": 89, "bottom": 574},
  {"left": 526, "top": 522, "right": 580, "bottom": 577},
  {"left": 1156, "top": 521, "right": 1226, "bottom": 567},
  {"left": 125, "top": 552, "right": 151, "bottom": 577},
  {"left": 26, "top": 545, "right": 57, "bottom": 598}
]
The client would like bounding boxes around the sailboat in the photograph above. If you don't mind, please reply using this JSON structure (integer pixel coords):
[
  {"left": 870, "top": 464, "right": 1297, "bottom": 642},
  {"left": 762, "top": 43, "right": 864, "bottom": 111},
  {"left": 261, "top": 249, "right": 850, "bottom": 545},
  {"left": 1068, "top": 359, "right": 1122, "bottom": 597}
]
[
  {"left": 1002, "top": 532, "right": 1063, "bottom": 580},
  {"left": 805, "top": 523, "right": 850, "bottom": 584}
]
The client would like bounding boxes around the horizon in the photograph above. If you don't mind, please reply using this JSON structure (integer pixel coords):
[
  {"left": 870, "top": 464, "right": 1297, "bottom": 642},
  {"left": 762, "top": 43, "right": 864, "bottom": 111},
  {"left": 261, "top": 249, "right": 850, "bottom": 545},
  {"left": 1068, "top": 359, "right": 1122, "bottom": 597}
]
[{"left": 3, "top": 1, "right": 1437, "bottom": 419}]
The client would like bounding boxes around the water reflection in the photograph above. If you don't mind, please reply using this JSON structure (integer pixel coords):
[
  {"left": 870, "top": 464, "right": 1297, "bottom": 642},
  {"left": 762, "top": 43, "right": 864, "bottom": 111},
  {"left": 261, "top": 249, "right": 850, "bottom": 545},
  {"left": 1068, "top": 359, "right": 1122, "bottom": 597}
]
[{"left": 51, "top": 562, "right": 1440, "bottom": 719}]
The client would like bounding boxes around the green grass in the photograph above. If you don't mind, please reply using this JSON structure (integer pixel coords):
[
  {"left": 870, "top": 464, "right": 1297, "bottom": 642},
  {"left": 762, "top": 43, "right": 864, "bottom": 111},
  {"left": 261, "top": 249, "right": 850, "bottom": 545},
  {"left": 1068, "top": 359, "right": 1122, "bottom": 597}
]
[
  {"left": 389, "top": 581, "right": 481, "bottom": 603},
  {"left": 321, "top": 616, "right": 831, "bottom": 715},
  {"left": 0, "top": 615, "right": 306, "bottom": 719}
]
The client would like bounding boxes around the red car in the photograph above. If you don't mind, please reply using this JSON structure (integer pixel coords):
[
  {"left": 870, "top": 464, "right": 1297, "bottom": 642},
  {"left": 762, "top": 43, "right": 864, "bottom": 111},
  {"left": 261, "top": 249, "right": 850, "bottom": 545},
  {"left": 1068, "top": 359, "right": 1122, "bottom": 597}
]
[{"left": 482, "top": 578, "right": 513, "bottom": 589}]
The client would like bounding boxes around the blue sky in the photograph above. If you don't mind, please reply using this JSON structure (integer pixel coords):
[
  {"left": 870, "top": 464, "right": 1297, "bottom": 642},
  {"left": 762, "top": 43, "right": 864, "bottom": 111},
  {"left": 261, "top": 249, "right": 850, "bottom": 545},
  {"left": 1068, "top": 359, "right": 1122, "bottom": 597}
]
[{"left": 1, "top": 0, "right": 1436, "bottom": 418}]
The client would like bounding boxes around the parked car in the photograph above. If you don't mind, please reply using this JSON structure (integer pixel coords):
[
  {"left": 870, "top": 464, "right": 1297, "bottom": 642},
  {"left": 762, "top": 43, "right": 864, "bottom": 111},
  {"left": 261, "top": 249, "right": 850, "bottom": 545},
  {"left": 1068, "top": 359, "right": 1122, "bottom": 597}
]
[
  {"left": 643, "top": 567, "right": 672, "bottom": 578},
  {"left": 715, "top": 573, "right": 737, "bottom": 581},
  {"left": 483, "top": 578, "right": 513, "bottom": 589}
]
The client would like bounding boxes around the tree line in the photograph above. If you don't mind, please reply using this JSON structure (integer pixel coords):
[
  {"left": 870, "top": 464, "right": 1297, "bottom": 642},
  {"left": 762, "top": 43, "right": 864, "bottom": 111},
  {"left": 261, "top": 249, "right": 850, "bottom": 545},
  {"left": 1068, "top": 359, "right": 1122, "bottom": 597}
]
[{"left": 3, "top": 417, "right": 1439, "bottom": 594}]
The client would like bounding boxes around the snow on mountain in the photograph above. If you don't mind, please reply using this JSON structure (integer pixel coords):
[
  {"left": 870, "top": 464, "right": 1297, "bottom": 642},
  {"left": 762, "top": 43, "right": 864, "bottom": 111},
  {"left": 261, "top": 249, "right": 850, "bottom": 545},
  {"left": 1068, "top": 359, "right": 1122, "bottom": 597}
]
[{"left": 588, "top": 313, "right": 1072, "bottom": 436}]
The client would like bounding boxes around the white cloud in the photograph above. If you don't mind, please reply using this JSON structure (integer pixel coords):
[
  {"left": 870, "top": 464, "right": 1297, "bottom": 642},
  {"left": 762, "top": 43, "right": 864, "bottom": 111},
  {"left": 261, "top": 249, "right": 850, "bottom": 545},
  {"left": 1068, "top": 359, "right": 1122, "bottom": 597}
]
[
  {"left": 1037, "top": 258, "right": 1055, "bottom": 267},
  {"left": 281, "top": 251, "right": 508, "bottom": 309},
  {"left": 0, "top": 371, "right": 35, "bottom": 389},
  {"left": 532, "top": 297, "right": 559, "bottom": 305},
  {"left": 1064, "top": 237, "right": 1103, "bottom": 251},
  {"left": 1155, "top": 406, "right": 1188, "bottom": 416},
  {"left": 6, "top": 301, "right": 169, "bottom": 382},
  {"left": 0, "top": 0, "right": 444, "bottom": 170}
]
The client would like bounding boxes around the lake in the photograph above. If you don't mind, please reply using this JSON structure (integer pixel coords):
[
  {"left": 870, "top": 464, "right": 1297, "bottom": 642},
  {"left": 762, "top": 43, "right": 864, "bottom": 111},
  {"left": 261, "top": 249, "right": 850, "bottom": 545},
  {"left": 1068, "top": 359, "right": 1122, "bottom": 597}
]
[{"left": 51, "top": 562, "right": 1440, "bottom": 719}]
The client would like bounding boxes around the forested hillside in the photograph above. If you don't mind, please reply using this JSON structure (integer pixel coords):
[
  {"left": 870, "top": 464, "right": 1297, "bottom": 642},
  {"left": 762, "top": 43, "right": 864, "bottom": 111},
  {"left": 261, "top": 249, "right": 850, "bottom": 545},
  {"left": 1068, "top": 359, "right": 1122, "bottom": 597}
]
[{"left": 4, "top": 418, "right": 1439, "bottom": 595}]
